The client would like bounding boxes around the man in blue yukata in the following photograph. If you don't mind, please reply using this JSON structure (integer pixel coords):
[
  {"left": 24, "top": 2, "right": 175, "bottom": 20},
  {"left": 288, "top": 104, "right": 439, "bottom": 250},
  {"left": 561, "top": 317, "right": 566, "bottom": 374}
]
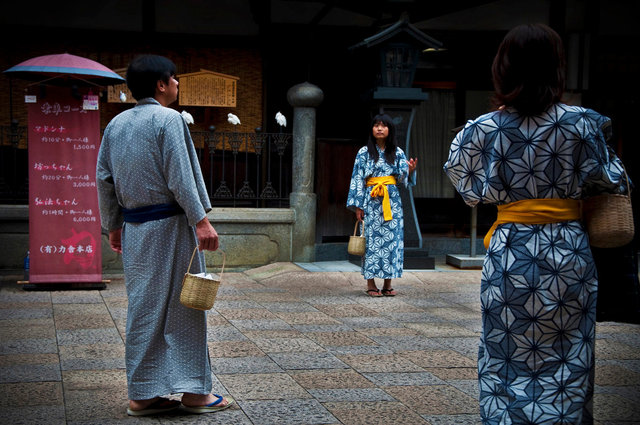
[{"left": 97, "top": 55, "right": 234, "bottom": 416}]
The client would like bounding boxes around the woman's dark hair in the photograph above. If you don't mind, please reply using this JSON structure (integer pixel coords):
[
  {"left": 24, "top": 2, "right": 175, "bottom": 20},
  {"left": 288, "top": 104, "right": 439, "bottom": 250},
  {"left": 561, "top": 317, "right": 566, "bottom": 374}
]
[
  {"left": 491, "top": 23, "right": 566, "bottom": 116},
  {"left": 367, "top": 113, "right": 397, "bottom": 165},
  {"left": 126, "top": 55, "right": 177, "bottom": 101}
]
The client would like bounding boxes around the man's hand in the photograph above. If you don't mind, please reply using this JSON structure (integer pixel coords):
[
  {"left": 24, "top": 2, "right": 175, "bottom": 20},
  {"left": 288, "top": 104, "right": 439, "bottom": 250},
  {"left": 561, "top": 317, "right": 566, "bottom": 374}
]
[
  {"left": 196, "top": 216, "right": 219, "bottom": 251},
  {"left": 356, "top": 208, "right": 364, "bottom": 221},
  {"left": 109, "top": 228, "right": 123, "bottom": 254}
]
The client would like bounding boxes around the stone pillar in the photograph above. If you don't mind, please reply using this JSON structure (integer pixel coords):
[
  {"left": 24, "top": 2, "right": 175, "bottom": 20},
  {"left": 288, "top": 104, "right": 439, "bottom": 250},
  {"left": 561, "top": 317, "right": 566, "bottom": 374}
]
[{"left": 287, "top": 82, "right": 323, "bottom": 262}]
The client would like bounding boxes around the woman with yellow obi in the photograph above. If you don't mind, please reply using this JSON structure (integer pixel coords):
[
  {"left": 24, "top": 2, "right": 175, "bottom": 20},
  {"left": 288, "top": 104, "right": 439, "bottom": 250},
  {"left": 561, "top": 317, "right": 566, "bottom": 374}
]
[
  {"left": 444, "top": 24, "right": 629, "bottom": 424},
  {"left": 347, "top": 113, "right": 417, "bottom": 297}
]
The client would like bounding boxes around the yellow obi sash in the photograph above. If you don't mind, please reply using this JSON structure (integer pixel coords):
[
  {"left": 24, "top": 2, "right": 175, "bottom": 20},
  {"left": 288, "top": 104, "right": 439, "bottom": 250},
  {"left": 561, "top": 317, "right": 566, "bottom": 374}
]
[
  {"left": 484, "top": 198, "right": 582, "bottom": 249},
  {"left": 366, "top": 176, "right": 397, "bottom": 221}
]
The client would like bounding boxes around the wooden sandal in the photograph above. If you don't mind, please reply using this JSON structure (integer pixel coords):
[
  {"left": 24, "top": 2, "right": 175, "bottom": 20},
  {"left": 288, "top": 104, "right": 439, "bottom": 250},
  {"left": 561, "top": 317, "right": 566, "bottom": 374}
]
[{"left": 366, "top": 289, "right": 382, "bottom": 297}]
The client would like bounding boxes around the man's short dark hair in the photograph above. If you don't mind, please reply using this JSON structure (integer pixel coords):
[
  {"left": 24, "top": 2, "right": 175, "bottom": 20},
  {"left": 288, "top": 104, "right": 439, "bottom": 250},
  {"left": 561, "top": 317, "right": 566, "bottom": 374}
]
[{"left": 126, "top": 55, "right": 177, "bottom": 101}]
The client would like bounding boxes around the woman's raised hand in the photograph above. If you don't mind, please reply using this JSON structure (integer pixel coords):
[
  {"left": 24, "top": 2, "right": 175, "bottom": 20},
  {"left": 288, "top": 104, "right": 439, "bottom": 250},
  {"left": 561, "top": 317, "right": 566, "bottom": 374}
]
[{"left": 408, "top": 158, "right": 418, "bottom": 173}]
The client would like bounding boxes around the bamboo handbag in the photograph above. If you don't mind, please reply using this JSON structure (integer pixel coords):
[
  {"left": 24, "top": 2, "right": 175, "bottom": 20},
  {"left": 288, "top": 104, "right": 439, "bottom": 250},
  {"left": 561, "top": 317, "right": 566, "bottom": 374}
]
[
  {"left": 347, "top": 220, "right": 366, "bottom": 256},
  {"left": 180, "top": 247, "right": 225, "bottom": 310},
  {"left": 583, "top": 166, "right": 635, "bottom": 248}
]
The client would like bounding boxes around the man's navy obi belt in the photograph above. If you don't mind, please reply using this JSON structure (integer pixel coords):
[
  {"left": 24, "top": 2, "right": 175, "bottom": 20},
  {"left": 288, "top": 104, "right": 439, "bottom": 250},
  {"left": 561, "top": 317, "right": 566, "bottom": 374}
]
[{"left": 122, "top": 202, "right": 185, "bottom": 223}]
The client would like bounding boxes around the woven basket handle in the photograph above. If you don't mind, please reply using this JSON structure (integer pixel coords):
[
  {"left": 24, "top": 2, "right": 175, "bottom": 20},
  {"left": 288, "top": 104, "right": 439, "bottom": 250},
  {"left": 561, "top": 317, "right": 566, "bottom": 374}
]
[
  {"left": 608, "top": 144, "right": 632, "bottom": 198},
  {"left": 621, "top": 163, "right": 632, "bottom": 198},
  {"left": 353, "top": 220, "right": 364, "bottom": 237},
  {"left": 186, "top": 246, "right": 226, "bottom": 278}
]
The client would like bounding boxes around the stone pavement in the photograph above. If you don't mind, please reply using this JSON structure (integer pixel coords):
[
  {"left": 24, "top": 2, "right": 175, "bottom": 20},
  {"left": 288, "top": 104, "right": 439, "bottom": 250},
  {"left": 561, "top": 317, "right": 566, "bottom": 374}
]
[{"left": 1, "top": 259, "right": 639, "bottom": 425}]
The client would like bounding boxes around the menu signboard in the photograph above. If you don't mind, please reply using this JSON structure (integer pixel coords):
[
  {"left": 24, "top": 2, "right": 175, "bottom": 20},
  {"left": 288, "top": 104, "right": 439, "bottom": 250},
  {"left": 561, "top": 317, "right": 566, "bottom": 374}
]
[{"left": 27, "top": 87, "right": 102, "bottom": 283}]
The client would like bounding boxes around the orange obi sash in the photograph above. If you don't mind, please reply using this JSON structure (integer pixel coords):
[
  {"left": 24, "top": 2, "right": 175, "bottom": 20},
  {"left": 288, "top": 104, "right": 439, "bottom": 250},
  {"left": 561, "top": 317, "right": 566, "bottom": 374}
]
[
  {"left": 484, "top": 198, "right": 581, "bottom": 249},
  {"left": 366, "top": 176, "right": 397, "bottom": 221}
]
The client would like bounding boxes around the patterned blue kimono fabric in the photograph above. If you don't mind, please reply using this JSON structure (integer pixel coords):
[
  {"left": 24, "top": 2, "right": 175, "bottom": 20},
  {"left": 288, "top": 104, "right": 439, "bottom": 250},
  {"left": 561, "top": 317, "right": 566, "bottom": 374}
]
[
  {"left": 347, "top": 146, "right": 415, "bottom": 279},
  {"left": 444, "top": 104, "right": 627, "bottom": 424}
]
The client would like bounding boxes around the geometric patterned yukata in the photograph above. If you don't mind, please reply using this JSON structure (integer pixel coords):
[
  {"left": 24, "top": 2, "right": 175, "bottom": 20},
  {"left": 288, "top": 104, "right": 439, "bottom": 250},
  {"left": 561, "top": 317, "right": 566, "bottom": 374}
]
[
  {"left": 347, "top": 145, "right": 416, "bottom": 279},
  {"left": 443, "top": 103, "right": 627, "bottom": 424},
  {"left": 97, "top": 98, "right": 213, "bottom": 400}
]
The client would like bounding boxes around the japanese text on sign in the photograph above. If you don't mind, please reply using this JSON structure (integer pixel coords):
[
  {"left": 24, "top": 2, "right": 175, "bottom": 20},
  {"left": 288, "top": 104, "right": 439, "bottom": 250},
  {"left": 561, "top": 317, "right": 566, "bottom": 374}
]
[{"left": 27, "top": 88, "right": 102, "bottom": 283}]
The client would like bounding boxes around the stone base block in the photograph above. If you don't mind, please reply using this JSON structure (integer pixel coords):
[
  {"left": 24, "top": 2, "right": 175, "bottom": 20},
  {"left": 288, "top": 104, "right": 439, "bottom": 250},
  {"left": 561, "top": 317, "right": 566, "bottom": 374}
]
[
  {"left": 404, "top": 248, "right": 435, "bottom": 270},
  {"left": 446, "top": 254, "right": 484, "bottom": 269},
  {"left": 348, "top": 248, "right": 435, "bottom": 270},
  {"left": 21, "top": 282, "right": 107, "bottom": 291}
]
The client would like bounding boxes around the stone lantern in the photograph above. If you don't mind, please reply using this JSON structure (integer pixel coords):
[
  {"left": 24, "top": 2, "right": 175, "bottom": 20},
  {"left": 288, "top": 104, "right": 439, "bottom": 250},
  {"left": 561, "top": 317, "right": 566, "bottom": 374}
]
[
  {"left": 351, "top": 13, "right": 443, "bottom": 100},
  {"left": 380, "top": 41, "right": 420, "bottom": 88}
]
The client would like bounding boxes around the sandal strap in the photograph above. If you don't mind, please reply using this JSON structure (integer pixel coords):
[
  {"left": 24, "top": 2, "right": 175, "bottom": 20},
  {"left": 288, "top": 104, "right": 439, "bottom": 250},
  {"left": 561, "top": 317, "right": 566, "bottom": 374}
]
[{"left": 207, "top": 394, "right": 224, "bottom": 407}]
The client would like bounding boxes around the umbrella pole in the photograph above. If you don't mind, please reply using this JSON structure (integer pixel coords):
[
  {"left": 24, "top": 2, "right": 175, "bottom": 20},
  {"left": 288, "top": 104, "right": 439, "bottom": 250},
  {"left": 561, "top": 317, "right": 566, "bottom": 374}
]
[{"left": 9, "top": 78, "right": 13, "bottom": 122}]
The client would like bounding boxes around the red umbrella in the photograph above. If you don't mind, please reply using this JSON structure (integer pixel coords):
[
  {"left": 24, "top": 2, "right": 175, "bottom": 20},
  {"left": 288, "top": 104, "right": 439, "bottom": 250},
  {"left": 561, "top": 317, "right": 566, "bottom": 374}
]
[{"left": 3, "top": 53, "right": 124, "bottom": 86}]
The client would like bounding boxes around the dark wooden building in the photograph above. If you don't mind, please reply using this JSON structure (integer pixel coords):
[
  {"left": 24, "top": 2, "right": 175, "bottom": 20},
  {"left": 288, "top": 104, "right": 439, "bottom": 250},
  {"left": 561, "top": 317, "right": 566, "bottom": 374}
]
[{"left": 2, "top": 0, "right": 638, "bottom": 252}]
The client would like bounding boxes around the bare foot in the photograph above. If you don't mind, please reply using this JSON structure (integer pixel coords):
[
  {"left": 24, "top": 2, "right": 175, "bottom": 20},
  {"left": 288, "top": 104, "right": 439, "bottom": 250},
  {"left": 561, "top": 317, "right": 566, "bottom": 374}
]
[
  {"left": 127, "top": 397, "right": 181, "bottom": 416},
  {"left": 129, "top": 397, "right": 160, "bottom": 411},
  {"left": 366, "top": 279, "right": 379, "bottom": 296}
]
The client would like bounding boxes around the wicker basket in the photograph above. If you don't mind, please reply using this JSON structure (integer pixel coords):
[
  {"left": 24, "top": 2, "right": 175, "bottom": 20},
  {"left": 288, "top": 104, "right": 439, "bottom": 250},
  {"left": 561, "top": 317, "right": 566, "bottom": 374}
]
[
  {"left": 347, "top": 220, "right": 366, "bottom": 256},
  {"left": 180, "top": 247, "right": 225, "bottom": 310},
  {"left": 583, "top": 167, "right": 635, "bottom": 248}
]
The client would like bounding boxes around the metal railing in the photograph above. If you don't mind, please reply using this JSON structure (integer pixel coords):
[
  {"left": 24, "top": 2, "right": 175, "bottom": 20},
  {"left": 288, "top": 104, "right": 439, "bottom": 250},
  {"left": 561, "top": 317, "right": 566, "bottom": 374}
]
[
  {"left": 0, "top": 124, "right": 292, "bottom": 207},
  {"left": 191, "top": 128, "right": 292, "bottom": 208}
]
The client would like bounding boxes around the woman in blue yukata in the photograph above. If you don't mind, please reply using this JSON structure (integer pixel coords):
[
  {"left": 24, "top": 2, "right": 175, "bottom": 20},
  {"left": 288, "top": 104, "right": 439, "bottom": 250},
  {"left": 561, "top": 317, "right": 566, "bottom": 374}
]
[
  {"left": 347, "top": 113, "right": 417, "bottom": 297},
  {"left": 444, "top": 24, "right": 628, "bottom": 424}
]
